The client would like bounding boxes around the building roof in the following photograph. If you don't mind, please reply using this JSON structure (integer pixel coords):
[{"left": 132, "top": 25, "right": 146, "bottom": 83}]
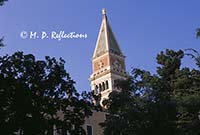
[{"left": 93, "top": 9, "right": 123, "bottom": 58}]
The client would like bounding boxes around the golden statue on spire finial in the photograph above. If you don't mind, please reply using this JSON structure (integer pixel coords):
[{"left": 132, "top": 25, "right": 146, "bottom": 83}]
[{"left": 102, "top": 8, "right": 106, "bottom": 15}]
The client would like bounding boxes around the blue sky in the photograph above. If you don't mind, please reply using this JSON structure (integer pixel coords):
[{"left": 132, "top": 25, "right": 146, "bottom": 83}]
[{"left": 0, "top": 0, "right": 200, "bottom": 92}]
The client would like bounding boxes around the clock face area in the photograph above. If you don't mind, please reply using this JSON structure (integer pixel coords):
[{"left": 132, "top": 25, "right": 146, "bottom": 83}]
[
  {"left": 110, "top": 57, "right": 125, "bottom": 71},
  {"left": 98, "top": 61, "right": 104, "bottom": 69},
  {"left": 113, "top": 60, "right": 121, "bottom": 69},
  {"left": 92, "top": 54, "right": 125, "bottom": 72},
  {"left": 93, "top": 56, "right": 109, "bottom": 72}
]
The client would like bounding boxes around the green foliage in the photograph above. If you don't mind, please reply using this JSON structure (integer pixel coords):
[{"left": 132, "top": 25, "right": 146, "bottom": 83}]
[
  {"left": 185, "top": 48, "right": 200, "bottom": 67},
  {"left": 0, "top": 0, "right": 8, "bottom": 6},
  {"left": 0, "top": 52, "right": 92, "bottom": 135},
  {"left": 196, "top": 28, "right": 200, "bottom": 38},
  {"left": 102, "top": 49, "right": 200, "bottom": 135},
  {"left": 0, "top": 37, "right": 5, "bottom": 48}
]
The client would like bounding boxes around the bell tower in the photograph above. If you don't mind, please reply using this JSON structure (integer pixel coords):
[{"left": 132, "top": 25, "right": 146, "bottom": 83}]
[{"left": 90, "top": 9, "right": 127, "bottom": 104}]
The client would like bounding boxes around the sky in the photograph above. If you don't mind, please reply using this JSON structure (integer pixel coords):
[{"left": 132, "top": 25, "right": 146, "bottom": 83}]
[{"left": 0, "top": 0, "right": 200, "bottom": 93}]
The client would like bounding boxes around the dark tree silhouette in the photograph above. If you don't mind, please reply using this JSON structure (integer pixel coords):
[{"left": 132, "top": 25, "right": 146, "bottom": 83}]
[
  {"left": 197, "top": 28, "right": 200, "bottom": 38},
  {"left": 0, "top": 38, "right": 4, "bottom": 48},
  {"left": 102, "top": 49, "right": 200, "bottom": 135},
  {"left": 0, "top": 52, "right": 92, "bottom": 135},
  {"left": 0, "top": 0, "right": 7, "bottom": 6}
]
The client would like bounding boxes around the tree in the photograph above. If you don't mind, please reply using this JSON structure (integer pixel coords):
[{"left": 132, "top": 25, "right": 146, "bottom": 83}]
[
  {"left": 0, "top": 0, "right": 7, "bottom": 48},
  {"left": 102, "top": 49, "right": 200, "bottom": 135},
  {"left": 196, "top": 28, "right": 200, "bottom": 38},
  {"left": 0, "top": 52, "right": 92, "bottom": 135},
  {"left": 0, "top": 37, "right": 4, "bottom": 48},
  {"left": 185, "top": 48, "right": 200, "bottom": 67},
  {"left": 0, "top": 0, "right": 8, "bottom": 6}
]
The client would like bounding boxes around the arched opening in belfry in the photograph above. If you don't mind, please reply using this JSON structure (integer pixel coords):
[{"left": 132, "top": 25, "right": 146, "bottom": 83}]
[
  {"left": 106, "top": 80, "right": 109, "bottom": 89},
  {"left": 99, "top": 83, "right": 102, "bottom": 92},
  {"left": 102, "top": 82, "right": 105, "bottom": 91},
  {"left": 95, "top": 85, "right": 99, "bottom": 94}
]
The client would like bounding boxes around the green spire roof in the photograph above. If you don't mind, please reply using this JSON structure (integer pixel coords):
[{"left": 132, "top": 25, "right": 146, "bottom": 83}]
[{"left": 93, "top": 9, "right": 123, "bottom": 58}]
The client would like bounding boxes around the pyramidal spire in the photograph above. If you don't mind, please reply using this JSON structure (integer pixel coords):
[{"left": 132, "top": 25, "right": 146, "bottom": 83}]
[{"left": 93, "top": 9, "right": 123, "bottom": 58}]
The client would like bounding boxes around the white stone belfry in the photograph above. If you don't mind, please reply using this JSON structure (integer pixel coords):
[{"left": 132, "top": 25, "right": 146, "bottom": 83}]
[{"left": 90, "top": 9, "right": 127, "bottom": 106}]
